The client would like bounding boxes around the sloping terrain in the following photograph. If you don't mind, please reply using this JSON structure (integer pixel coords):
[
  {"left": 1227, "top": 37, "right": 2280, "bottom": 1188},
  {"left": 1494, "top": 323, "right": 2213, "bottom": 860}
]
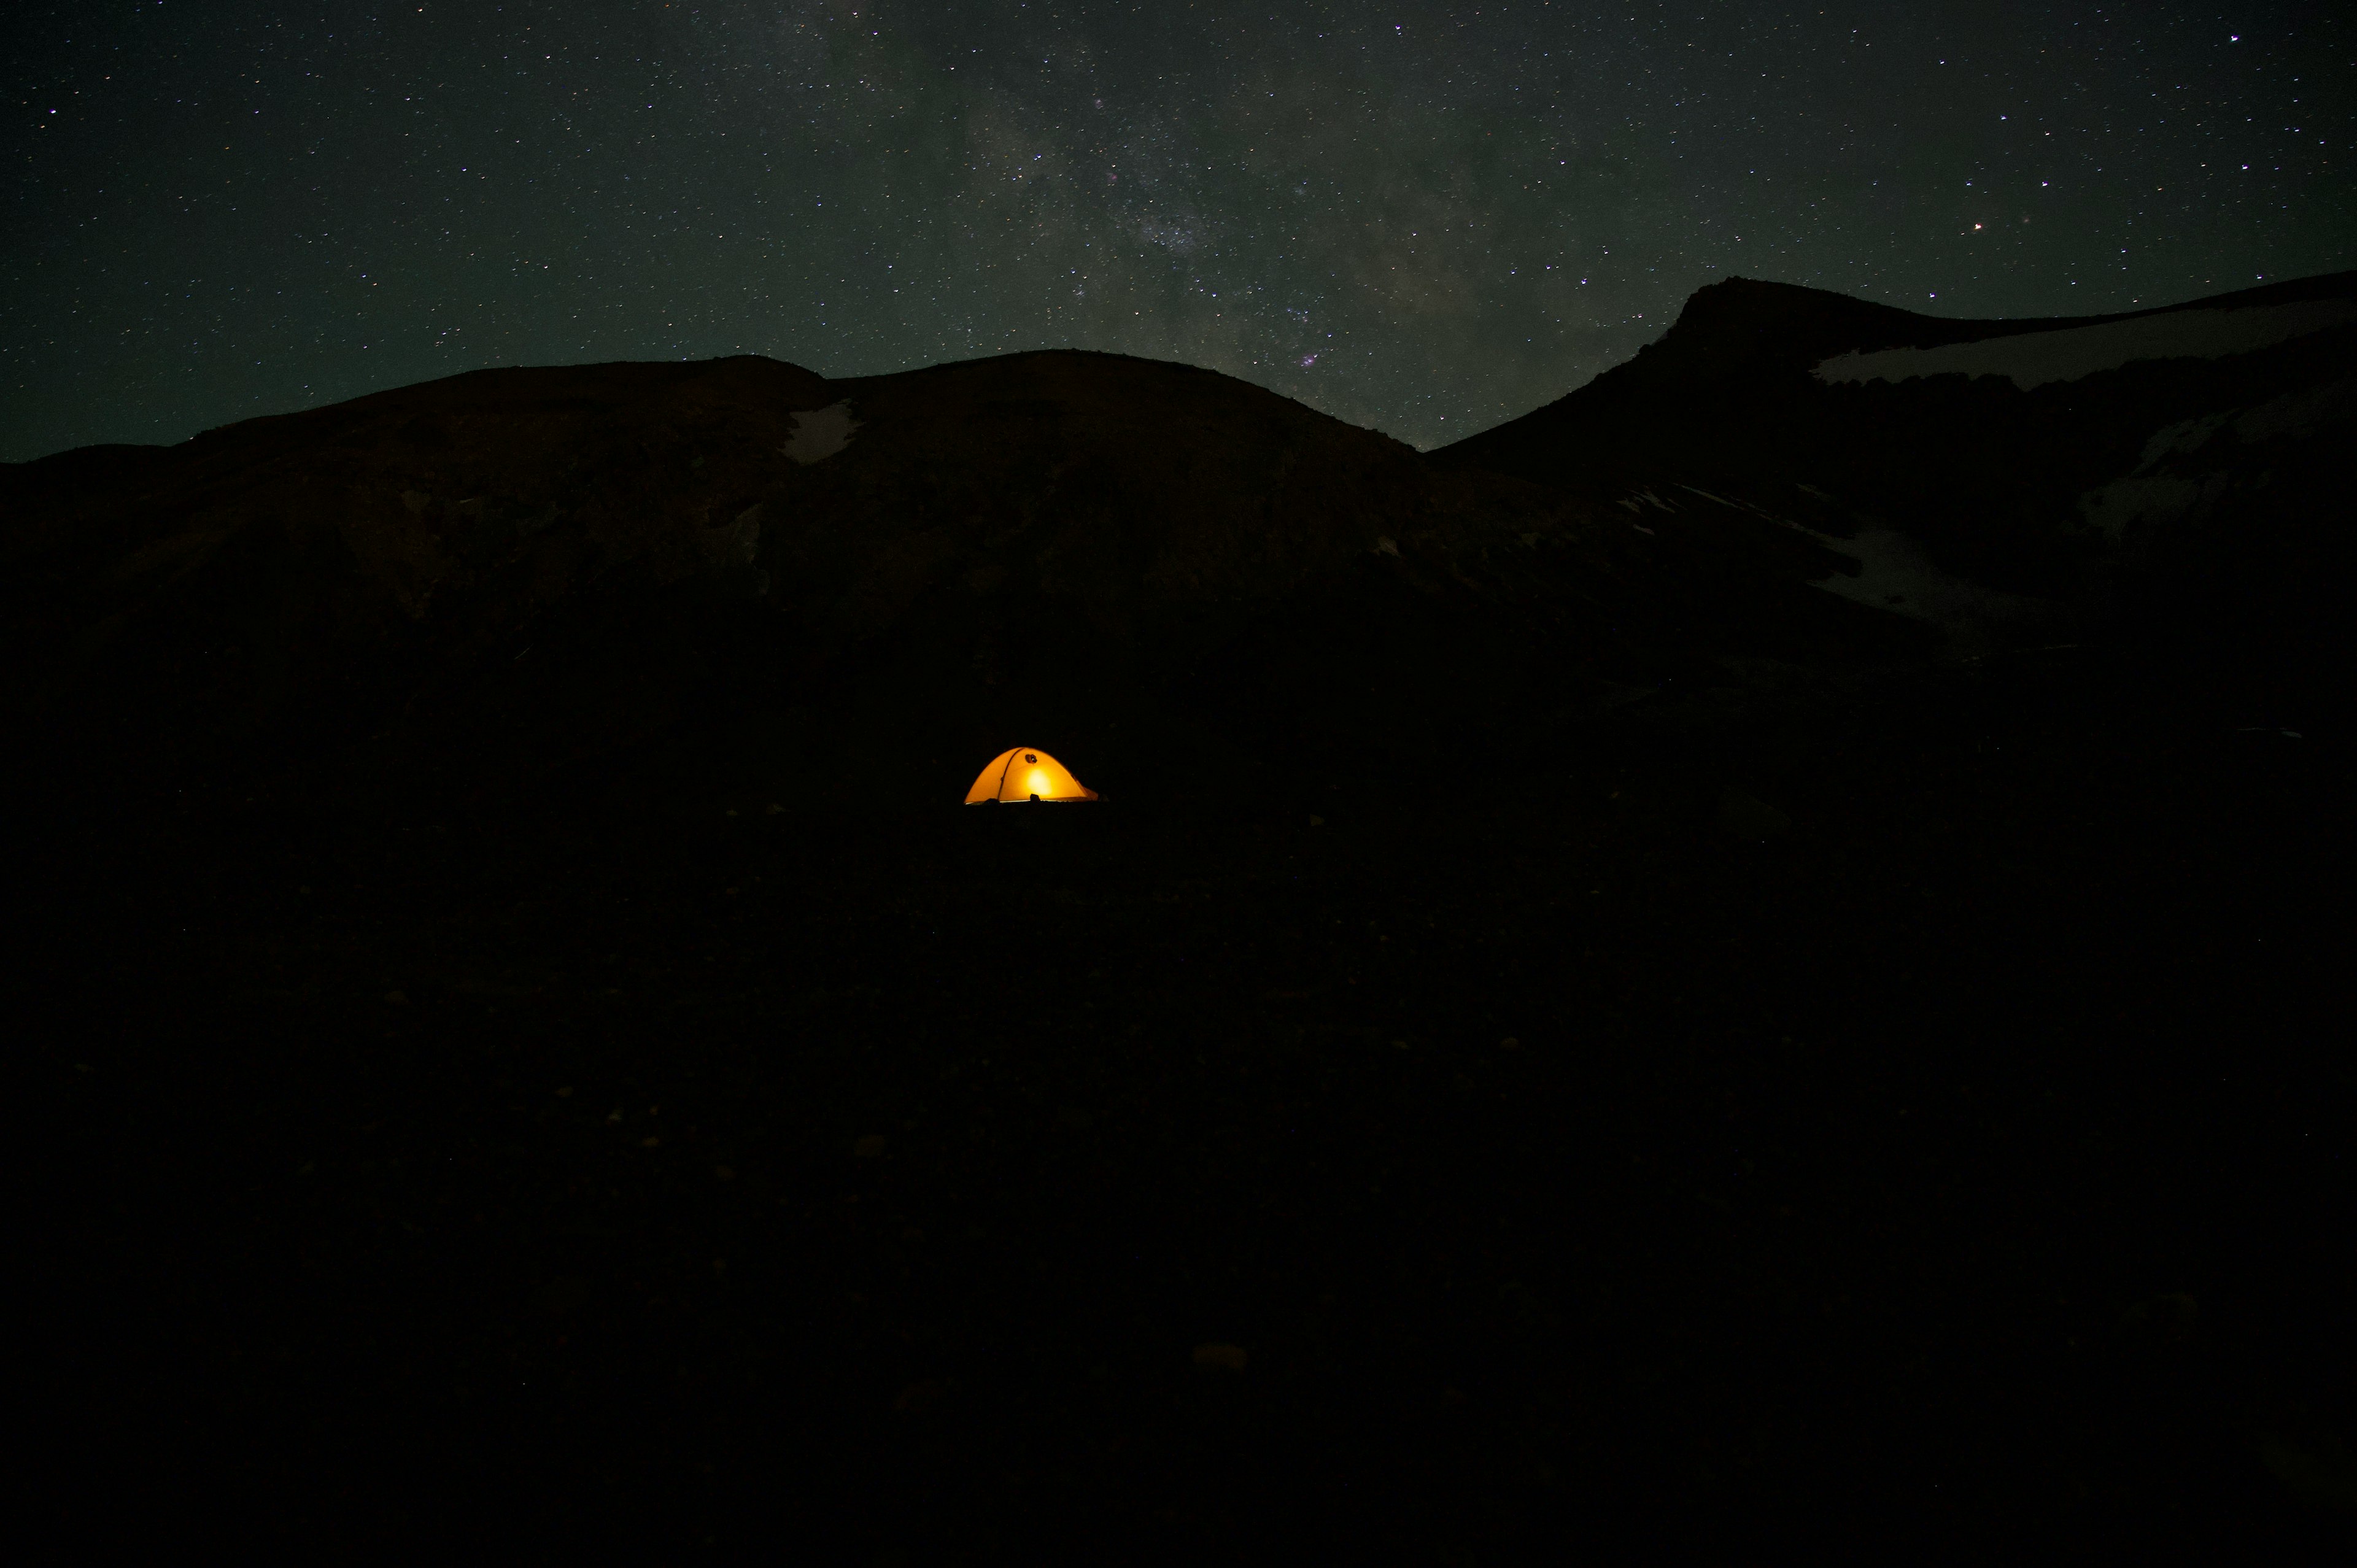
[
  {"left": 10, "top": 311, "right": 2353, "bottom": 1555},
  {"left": 2, "top": 346, "right": 1933, "bottom": 828},
  {"left": 1436, "top": 272, "right": 2357, "bottom": 702}
]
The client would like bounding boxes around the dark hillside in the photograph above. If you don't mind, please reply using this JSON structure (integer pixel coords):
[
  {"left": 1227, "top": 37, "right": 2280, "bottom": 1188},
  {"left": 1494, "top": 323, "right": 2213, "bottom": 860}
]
[
  {"left": 2, "top": 346, "right": 1941, "bottom": 829},
  {"left": 1441, "top": 270, "right": 2357, "bottom": 483},
  {"left": 1435, "top": 272, "right": 2357, "bottom": 714},
  {"left": 11, "top": 329, "right": 2352, "bottom": 1556}
]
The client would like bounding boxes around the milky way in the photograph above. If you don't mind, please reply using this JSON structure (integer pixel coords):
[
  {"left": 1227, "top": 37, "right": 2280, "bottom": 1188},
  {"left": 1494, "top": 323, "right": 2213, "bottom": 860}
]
[{"left": 5, "top": 1, "right": 2349, "bottom": 461}]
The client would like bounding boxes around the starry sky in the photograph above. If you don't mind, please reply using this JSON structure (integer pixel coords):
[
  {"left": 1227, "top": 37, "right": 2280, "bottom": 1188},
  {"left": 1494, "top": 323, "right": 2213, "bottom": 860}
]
[{"left": 6, "top": 2, "right": 2351, "bottom": 462}]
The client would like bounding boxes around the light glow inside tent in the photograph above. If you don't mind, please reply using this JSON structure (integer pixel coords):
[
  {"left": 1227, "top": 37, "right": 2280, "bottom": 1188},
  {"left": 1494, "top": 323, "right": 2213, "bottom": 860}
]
[{"left": 964, "top": 746, "right": 1099, "bottom": 804}]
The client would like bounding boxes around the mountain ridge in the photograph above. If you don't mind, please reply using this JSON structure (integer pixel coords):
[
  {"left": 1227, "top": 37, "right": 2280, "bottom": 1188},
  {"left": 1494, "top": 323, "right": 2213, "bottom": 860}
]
[
  {"left": 6, "top": 270, "right": 2349, "bottom": 825},
  {"left": 1431, "top": 268, "right": 2357, "bottom": 695},
  {"left": 9, "top": 346, "right": 1818, "bottom": 824}
]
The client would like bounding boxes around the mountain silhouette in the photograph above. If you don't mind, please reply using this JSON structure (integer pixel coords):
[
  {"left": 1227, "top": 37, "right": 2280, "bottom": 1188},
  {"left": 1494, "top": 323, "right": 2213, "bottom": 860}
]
[
  {"left": 13, "top": 271, "right": 2350, "bottom": 824},
  {"left": 3, "top": 342, "right": 1935, "bottom": 821},
  {"left": 1436, "top": 271, "right": 2357, "bottom": 695},
  {"left": 12, "top": 276, "right": 2353, "bottom": 1555}
]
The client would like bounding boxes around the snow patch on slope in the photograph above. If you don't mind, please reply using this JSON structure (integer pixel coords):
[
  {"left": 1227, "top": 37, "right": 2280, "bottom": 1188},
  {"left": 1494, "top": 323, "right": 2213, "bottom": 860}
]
[
  {"left": 1662, "top": 483, "right": 2067, "bottom": 655},
  {"left": 783, "top": 401, "right": 861, "bottom": 464},
  {"left": 2080, "top": 475, "right": 2226, "bottom": 544},
  {"left": 1813, "top": 298, "right": 2357, "bottom": 393},
  {"left": 2232, "top": 377, "right": 2357, "bottom": 445},
  {"left": 2076, "top": 377, "right": 2354, "bottom": 542},
  {"left": 1809, "top": 527, "right": 2065, "bottom": 652}
]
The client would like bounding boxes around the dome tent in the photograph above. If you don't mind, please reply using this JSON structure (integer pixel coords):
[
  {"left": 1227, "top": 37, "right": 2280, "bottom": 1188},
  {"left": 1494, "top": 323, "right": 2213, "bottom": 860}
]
[{"left": 964, "top": 747, "right": 1099, "bottom": 804}]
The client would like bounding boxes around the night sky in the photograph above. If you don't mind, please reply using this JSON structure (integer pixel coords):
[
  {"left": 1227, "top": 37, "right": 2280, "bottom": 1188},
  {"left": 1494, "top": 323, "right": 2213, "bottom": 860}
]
[{"left": 6, "top": 2, "right": 2350, "bottom": 463}]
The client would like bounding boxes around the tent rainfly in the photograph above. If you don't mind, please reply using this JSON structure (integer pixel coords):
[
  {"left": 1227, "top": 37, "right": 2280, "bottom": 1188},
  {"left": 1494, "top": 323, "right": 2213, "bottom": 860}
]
[{"left": 965, "top": 747, "right": 1099, "bottom": 804}]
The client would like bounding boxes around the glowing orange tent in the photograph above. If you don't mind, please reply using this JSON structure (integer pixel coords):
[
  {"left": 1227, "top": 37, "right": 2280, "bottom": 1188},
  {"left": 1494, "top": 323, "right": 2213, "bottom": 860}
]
[{"left": 964, "top": 746, "right": 1100, "bottom": 804}]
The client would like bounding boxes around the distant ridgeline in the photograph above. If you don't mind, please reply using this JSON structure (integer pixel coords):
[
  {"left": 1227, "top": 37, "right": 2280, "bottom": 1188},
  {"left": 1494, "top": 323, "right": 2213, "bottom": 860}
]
[
  {"left": 0, "top": 350, "right": 1763, "bottom": 816},
  {"left": 1434, "top": 271, "right": 2357, "bottom": 690},
  {"left": 2, "top": 272, "right": 2348, "bottom": 821}
]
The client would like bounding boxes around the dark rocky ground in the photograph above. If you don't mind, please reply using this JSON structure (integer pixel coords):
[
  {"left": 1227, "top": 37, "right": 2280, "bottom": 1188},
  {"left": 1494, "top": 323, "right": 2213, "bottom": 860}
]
[
  {"left": 20, "top": 643, "right": 2352, "bottom": 1559},
  {"left": 10, "top": 298, "right": 2355, "bottom": 1556}
]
